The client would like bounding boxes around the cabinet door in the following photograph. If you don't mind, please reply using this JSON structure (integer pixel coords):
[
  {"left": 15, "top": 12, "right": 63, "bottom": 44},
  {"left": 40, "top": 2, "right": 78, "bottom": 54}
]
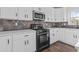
[
  {"left": 0, "top": 36, "right": 12, "bottom": 52},
  {"left": 27, "top": 7, "right": 33, "bottom": 21},
  {"left": 25, "top": 34, "right": 36, "bottom": 52},
  {"left": 73, "top": 29, "right": 79, "bottom": 45},
  {"left": 63, "top": 29, "right": 74, "bottom": 46},
  {"left": 64, "top": 8, "right": 68, "bottom": 22},
  {"left": 50, "top": 29, "right": 55, "bottom": 44},
  {"left": 18, "top": 7, "right": 26, "bottom": 20},
  {"left": 44, "top": 7, "right": 52, "bottom": 22},
  {"left": 50, "top": 28, "right": 58, "bottom": 44},
  {"left": 54, "top": 8, "right": 64, "bottom": 22},
  {"left": 58, "top": 28, "right": 65, "bottom": 41},
  {"left": 13, "top": 38, "right": 26, "bottom": 52},
  {"left": 1, "top": 7, "right": 17, "bottom": 20},
  {"left": 51, "top": 8, "right": 54, "bottom": 22}
]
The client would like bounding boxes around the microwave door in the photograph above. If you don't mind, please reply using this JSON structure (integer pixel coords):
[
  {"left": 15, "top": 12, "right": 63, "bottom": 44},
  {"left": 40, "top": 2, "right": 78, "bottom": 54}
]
[
  {"left": 40, "top": 14, "right": 45, "bottom": 20},
  {"left": 34, "top": 13, "right": 40, "bottom": 20}
]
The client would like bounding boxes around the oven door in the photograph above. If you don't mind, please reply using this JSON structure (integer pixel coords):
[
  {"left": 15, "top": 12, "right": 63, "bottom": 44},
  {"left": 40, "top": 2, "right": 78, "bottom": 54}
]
[
  {"left": 36, "top": 33, "right": 49, "bottom": 50},
  {"left": 39, "top": 34, "right": 48, "bottom": 43}
]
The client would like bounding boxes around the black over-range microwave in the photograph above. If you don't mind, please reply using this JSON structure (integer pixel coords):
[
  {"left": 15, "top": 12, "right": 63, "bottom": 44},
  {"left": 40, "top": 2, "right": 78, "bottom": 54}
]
[{"left": 32, "top": 10, "right": 45, "bottom": 21}]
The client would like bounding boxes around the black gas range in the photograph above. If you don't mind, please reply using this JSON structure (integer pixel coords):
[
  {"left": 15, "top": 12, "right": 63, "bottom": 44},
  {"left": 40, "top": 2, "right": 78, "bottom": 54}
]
[{"left": 30, "top": 24, "right": 50, "bottom": 52}]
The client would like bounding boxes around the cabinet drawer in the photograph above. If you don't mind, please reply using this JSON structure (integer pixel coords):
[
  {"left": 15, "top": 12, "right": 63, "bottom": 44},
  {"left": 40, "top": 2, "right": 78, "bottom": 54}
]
[
  {"left": 13, "top": 33, "right": 36, "bottom": 40},
  {"left": 0, "top": 35, "right": 11, "bottom": 39}
]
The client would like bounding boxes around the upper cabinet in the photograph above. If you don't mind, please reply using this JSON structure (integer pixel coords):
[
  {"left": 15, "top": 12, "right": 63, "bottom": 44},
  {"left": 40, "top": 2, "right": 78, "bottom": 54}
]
[
  {"left": 53, "top": 7, "right": 65, "bottom": 22},
  {"left": 0, "top": 35, "right": 12, "bottom": 52},
  {"left": 18, "top": 7, "right": 33, "bottom": 21},
  {"left": 27, "top": 7, "right": 33, "bottom": 21},
  {"left": 0, "top": 7, "right": 69, "bottom": 22},
  {"left": 0, "top": 7, "right": 33, "bottom": 21},
  {"left": 17, "top": 7, "right": 26, "bottom": 20},
  {"left": 44, "top": 7, "right": 53, "bottom": 22},
  {"left": 44, "top": 7, "right": 68, "bottom": 22},
  {"left": 0, "top": 7, "right": 17, "bottom": 20}
]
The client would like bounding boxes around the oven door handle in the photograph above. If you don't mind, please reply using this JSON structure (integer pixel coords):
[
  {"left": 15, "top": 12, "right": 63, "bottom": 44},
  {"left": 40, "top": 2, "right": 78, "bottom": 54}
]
[{"left": 37, "top": 33, "right": 47, "bottom": 35}]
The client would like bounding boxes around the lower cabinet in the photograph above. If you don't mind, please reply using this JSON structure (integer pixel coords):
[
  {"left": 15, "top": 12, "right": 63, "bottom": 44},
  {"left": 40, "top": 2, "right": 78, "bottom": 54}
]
[
  {"left": 61, "top": 28, "right": 79, "bottom": 46},
  {"left": 0, "top": 30, "right": 36, "bottom": 52},
  {"left": 50, "top": 28, "right": 59, "bottom": 44},
  {"left": 13, "top": 33, "right": 36, "bottom": 52},
  {"left": 0, "top": 35, "right": 12, "bottom": 52},
  {"left": 26, "top": 35, "right": 36, "bottom": 52},
  {"left": 49, "top": 28, "right": 79, "bottom": 46}
]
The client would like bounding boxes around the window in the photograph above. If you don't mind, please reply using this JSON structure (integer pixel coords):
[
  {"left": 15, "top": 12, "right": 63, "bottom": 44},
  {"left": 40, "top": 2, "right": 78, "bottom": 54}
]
[{"left": 71, "top": 11, "right": 79, "bottom": 18}]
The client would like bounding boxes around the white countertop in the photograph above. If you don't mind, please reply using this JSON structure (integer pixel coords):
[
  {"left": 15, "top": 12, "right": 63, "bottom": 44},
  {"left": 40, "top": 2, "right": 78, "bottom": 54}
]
[{"left": 0, "top": 29, "right": 36, "bottom": 36}]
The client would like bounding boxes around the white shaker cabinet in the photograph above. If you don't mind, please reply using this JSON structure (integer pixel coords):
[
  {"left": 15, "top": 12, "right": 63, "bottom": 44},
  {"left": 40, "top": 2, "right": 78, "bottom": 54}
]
[
  {"left": 0, "top": 7, "right": 17, "bottom": 20},
  {"left": 61, "top": 28, "right": 78, "bottom": 46},
  {"left": 50, "top": 28, "right": 59, "bottom": 44},
  {"left": 49, "top": 28, "right": 79, "bottom": 46},
  {"left": 54, "top": 8, "right": 64, "bottom": 22},
  {"left": 0, "top": 7, "right": 33, "bottom": 21},
  {"left": 13, "top": 31, "right": 36, "bottom": 52},
  {"left": 62, "top": 29, "right": 73, "bottom": 45},
  {"left": 0, "top": 35, "right": 12, "bottom": 52},
  {"left": 18, "top": 7, "right": 33, "bottom": 21},
  {"left": 25, "top": 33, "right": 36, "bottom": 52},
  {"left": 44, "top": 7, "right": 52, "bottom": 22},
  {"left": 17, "top": 7, "right": 26, "bottom": 20},
  {"left": 73, "top": 29, "right": 79, "bottom": 45},
  {"left": 64, "top": 8, "right": 69, "bottom": 22},
  {"left": 26, "top": 7, "right": 33, "bottom": 21}
]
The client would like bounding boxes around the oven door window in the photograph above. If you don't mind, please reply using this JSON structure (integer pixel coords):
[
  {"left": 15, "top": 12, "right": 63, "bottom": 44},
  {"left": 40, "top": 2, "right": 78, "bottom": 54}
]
[{"left": 39, "top": 34, "right": 48, "bottom": 43}]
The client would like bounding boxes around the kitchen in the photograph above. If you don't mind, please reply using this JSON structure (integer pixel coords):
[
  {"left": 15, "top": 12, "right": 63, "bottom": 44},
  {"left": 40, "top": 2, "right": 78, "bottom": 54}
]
[{"left": 0, "top": 7, "right": 79, "bottom": 52}]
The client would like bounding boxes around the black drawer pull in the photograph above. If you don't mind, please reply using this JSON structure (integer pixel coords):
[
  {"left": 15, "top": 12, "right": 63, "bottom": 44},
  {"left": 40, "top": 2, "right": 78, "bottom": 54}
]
[
  {"left": 27, "top": 40, "right": 29, "bottom": 44},
  {"left": 24, "top": 35, "right": 29, "bottom": 37},
  {"left": 16, "top": 13, "right": 18, "bottom": 17},
  {"left": 8, "top": 39, "right": 9, "bottom": 45},
  {"left": 25, "top": 41, "right": 26, "bottom": 45}
]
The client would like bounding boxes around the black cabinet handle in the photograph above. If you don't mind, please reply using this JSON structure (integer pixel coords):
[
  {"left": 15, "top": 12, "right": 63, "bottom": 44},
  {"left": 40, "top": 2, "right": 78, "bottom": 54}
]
[
  {"left": 25, "top": 14, "right": 26, "bottom": 18},
  {"left": 8, "top": 39, "right": 9, "bottom": 45},
  {"left": 16, "top": 13, "right": 18, "bottom": 17},
  {"left": 24, "top": 35, "right": 29, "bottom": 37},
  {"left": 25, "top": 41, "right": 26, "bottom": 45},
  {"left": 27, "top": 15, "right": 28, "bottom": 18},
  {"left": 73, "top": 34, "right": 77, "bottom": 38}
]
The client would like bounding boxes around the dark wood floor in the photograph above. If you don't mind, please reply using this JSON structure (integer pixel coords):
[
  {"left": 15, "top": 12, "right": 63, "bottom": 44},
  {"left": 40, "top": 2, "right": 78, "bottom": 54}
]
[{"left": 42, "top": 41, "right": 77, "bottom": 52}]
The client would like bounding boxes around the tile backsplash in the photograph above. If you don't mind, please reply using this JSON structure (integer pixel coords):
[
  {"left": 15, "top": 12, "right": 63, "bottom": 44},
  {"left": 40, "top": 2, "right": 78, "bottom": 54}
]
[
  {"left": 0, "top": 20, "right": 33, "bottom": 31},
  {"left": 0, "top": 20, "right": 67, "bottom": 31}
]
